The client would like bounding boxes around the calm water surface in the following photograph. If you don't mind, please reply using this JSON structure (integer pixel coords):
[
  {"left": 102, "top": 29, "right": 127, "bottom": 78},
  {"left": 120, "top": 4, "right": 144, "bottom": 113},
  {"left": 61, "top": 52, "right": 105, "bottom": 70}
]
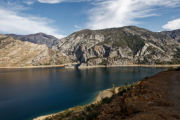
[{"left": 0, "top": 67, "right": 165, "bottom": 120}]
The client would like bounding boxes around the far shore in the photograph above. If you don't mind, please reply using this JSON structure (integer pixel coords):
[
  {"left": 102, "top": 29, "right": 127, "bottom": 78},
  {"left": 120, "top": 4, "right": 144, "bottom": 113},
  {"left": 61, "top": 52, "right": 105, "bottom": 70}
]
[
  {"left": 0, "top": 64, "right": 66, "bottom": 69},
  {"left": 1, "top": 64, "right": 180, "bottom": 69},
  {"left": 78, "top": 64, "right": 180, "bottom": 69}
]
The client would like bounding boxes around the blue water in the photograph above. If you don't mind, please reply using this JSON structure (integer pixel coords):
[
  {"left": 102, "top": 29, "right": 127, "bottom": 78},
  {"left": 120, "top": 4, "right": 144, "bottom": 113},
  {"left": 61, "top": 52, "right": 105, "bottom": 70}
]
[{"left": 0, "top": 67, "right": 165, "bottom": 120}]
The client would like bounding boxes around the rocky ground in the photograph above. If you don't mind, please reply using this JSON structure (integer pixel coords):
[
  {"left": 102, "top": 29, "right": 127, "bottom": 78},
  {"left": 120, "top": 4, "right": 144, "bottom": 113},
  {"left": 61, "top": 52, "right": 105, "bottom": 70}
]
[{"left": 42, "top": 68, "right": 180, "bottom": 120}]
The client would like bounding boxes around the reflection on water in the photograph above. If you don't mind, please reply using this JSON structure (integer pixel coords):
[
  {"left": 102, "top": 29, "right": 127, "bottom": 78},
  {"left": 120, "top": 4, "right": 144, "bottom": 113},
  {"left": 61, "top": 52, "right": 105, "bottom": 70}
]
[{"left": 0, "top": 67, "right": 165, "bottom": 120}]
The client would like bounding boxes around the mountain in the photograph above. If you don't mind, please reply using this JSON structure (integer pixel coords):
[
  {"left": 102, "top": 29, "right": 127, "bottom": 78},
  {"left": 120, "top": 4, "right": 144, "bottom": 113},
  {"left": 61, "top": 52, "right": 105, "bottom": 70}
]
[
  {"left": 1, "top": 26, "right": 180, "bottom": 67},
  {"left": 161, "top": 29, "right": 180, "bottom": 43},
  {"left": 7, "top": 33, "right": 59, "bottom": 48},
  {"left": 0, "top": 34, "right": 70, "bottom": 67},
  {"left": 53, "top": 26, "right": 180, "bottom": 66}
]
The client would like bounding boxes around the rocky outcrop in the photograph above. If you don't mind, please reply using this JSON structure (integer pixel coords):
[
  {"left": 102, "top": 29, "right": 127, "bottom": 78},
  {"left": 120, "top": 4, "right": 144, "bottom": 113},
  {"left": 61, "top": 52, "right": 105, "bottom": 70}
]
[
  {"left": 54, "top": 26, "right": 180, "bottom": 66},
  {"left": 7, "top": 33, "right": 59, "bottom": 48},
  {"left": 0, "top": 35, "right": 70, "bottom": 67}
]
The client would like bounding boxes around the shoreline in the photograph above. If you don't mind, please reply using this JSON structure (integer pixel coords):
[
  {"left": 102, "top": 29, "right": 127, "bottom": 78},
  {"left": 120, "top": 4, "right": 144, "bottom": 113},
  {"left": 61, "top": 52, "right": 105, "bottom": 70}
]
[
  {"left": 78, "top": 64, "right": 180, "bottom": 69},
  {"left": 0, "top": 64, "right": 180, "bottom": 69},
  {"left": 34, "top": 68, "right": 180, "bottom": 120},
  {"left": 33, "top": 84, "right": 136, "bottom": 120},
  {"left": 0, "top": 64, "right": 66, "bottom": 69}
]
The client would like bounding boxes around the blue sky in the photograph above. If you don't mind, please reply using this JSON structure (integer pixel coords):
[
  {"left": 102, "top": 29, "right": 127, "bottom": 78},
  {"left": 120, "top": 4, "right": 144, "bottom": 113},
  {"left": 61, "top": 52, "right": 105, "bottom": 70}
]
[{"left": 0, "top": 0, "right": 180, "bottom": 38}]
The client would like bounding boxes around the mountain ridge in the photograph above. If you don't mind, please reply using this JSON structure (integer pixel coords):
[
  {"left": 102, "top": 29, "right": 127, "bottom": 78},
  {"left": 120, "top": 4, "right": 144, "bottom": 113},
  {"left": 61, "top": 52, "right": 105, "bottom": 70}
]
[
  {"left": 1, "top": 26, "right": 180, "bottom": 67},
  {"left": 53, "top": 26, "right": 180, "bottom": 66},
  {"left": 7, "top": 33, "right": 59, "bottom": 48}
]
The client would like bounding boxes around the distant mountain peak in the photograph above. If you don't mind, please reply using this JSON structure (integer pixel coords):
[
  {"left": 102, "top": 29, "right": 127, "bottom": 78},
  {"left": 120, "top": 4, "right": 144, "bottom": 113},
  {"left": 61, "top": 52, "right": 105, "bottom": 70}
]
[{"left": 7, "top": 33, "right": 59, "bottom": 48}]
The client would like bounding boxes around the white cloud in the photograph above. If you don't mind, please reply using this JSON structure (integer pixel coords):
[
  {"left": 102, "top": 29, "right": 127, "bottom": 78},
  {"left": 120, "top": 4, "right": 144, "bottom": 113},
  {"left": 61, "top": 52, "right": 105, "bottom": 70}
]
[
  {"left": 87, "top": 0, "right": 180, "bottom": 29},
  {"left": 24, "top": 1, "right": 35, "bottom": 5},
  {"left": 38, "top": 0, "right": 90, "bottom": 4},
  {"left": 0, "top": 8, "right": 64, "bottom": 38},
  {"left": 38, "top": 0, "right": 63, "bottom": 4},
  {"left": 162, "top": 18, "right": 180, "bottom": 30},
  {"left": 74, "top": 25, "right": 81, "bottom": 29}
]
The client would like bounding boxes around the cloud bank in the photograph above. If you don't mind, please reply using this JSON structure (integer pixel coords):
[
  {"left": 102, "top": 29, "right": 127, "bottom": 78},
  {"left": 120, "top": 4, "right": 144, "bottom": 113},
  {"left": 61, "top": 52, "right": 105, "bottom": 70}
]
[
  {"left": 0, "top": 8, "right": 64, "bottom": 38},
  {"left": 87, "top": 0, "right": 180, "bottom": 30},
  {"left": 162, "top": 18, "right": 180, "bottom": 30}
]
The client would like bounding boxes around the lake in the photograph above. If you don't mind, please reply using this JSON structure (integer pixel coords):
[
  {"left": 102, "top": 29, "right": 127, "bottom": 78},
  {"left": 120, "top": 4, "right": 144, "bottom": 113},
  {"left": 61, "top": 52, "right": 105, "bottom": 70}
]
[{"left": 0, "top": 67, "right": 165, "bottom": 120}]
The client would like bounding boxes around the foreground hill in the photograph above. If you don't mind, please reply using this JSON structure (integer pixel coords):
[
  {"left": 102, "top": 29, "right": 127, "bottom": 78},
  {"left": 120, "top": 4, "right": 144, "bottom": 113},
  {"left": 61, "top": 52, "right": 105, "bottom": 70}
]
[
  {"left": 54, "top": 26, "right": 180, "bottom": 66},
  {"left": 0, "top": 35, "right": 70, "bottom": 67},
  {"left": 7, "top": 33, "right": 59, "bottom": 48},
  {"left": 40, "top": 68, "right": 180, "bottom": 120}
]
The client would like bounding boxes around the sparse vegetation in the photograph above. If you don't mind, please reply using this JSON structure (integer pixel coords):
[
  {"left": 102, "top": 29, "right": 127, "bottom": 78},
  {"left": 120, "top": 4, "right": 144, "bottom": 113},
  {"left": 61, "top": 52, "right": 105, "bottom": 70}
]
[
  {"left": 98, "top": 31, "right": 145, "bottom": 57},
  {"left": 99, "top": 59, "right": 108, "bottom": 65}
]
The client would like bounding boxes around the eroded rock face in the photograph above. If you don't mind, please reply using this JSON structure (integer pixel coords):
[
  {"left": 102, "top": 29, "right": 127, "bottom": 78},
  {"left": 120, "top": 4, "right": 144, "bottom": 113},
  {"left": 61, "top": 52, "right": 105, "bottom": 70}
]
[
  {"left": 54, "top": 26, "right": 180, "bottom": 66},
  {"left": 0, "top": 35, "right": 70, "bottom": 67}
]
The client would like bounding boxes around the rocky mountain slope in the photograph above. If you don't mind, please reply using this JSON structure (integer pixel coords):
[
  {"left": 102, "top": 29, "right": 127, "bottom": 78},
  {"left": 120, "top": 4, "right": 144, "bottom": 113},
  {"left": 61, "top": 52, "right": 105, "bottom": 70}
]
[
  {"left": 54, "top": 26, "right": 180, "bottom": 66},
  {"left": 162, "top": 29, "right": 180, "bottom": 43},
  {"left": 7, "top": 33, "right": 59, "bottom": 48},
  {"left": 0, "top": 35, "right": 70, "bottom": 67}
]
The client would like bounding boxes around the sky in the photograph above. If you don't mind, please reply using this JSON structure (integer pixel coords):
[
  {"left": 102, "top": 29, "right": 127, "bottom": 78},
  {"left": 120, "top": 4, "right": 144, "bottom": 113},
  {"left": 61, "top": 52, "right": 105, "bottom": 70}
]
[{"left": 0, "top": 0, "right": 180, "bottom": 38}]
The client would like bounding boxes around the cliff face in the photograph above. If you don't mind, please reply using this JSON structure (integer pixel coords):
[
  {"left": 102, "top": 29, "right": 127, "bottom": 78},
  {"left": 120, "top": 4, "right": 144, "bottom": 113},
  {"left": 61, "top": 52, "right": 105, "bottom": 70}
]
[
  {"left": 7, "top": 33, "right": 59, "bottom": 48},
  {"left": 0, "top": 35, "right": 70, "bottom": 67},
  {"left": 54, "top": 26, "right": 180, "bottom": 66}
]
